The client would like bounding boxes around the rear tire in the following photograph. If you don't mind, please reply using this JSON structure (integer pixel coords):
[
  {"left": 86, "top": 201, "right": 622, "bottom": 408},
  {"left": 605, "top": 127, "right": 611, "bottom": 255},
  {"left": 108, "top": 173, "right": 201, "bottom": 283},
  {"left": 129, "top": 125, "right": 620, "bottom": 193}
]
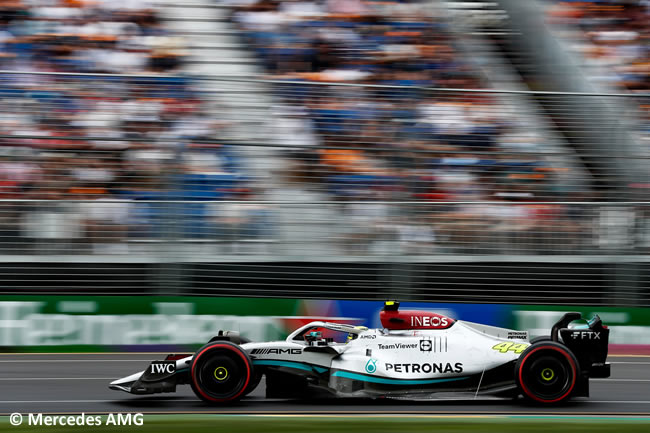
[
  {"left": 190, "top": 341, "right": 253, "bottom": 404},
  {"left": 515, "top": 341, "right": 579, "bottom": 404}
]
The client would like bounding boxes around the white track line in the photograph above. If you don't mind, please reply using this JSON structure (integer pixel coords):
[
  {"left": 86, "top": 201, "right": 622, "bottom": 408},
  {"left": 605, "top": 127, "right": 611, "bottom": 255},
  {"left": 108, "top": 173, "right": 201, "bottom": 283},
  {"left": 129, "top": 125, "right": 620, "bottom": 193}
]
[
  {"left": 593, "top": 379, "right": 650, "bottom": 382},
  {"left": 591, "top": 401, "right": 650, "bottom": 404},
  {"left": 0, "top": 399, "right": 190, "bottom": 404}
]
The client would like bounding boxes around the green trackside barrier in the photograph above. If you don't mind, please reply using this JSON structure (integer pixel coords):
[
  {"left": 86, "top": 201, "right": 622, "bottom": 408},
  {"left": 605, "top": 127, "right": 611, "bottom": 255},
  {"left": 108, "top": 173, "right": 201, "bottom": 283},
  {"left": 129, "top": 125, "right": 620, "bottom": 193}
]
[
  {"left": 512, "top": 305, "right": 650, "bottom": 327},
  {"left": 0, "top": 296, "right": 302, "bottom": 351},
  {"left": 0, "top": 295, "right": 299, "bottom": 316}
]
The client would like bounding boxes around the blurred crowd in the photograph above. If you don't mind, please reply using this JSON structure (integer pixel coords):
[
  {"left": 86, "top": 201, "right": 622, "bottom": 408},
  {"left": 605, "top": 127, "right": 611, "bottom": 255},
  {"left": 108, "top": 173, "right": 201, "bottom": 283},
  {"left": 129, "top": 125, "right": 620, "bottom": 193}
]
[
  {"left": 0, "top": 0, "right": 259, "bottom": 252},
  {"left": 0, "top": 0, "right": 642, "bottom": 256},
  {"left": 234, "top": 0, "right": 571, "bottom": 198},
  {"left": 0, "top": 0, "right": 183, "bottom": 73},
  {"left": 547, "top": 0, "right": 650, "bottom": 140},
  {"left": 233, "top": 0, "right": 593, "bottom": 254},
  {"left": 548, "top": 0, "right": 649, "bottom": 92}
]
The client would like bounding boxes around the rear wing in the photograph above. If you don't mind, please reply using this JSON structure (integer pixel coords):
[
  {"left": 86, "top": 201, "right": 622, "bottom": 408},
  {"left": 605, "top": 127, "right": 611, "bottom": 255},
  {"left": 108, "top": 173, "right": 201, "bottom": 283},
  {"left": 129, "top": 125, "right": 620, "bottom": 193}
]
[{"left": 552, "top": 312, "right": 610, "bottom": 378}]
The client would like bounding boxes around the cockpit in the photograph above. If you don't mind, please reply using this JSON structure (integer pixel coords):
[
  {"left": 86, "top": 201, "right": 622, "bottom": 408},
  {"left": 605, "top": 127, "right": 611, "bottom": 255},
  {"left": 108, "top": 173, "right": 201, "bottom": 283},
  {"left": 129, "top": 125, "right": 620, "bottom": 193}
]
[{"left": 288, "top": 321, "right": 368, "bottom": 346}]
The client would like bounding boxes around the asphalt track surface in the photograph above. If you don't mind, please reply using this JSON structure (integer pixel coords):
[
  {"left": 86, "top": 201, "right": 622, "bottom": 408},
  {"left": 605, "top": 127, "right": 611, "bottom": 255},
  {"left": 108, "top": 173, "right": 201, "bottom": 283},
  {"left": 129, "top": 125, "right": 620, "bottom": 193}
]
[{"left": 0, "top": 353, "right": 649, "bottom": 416}]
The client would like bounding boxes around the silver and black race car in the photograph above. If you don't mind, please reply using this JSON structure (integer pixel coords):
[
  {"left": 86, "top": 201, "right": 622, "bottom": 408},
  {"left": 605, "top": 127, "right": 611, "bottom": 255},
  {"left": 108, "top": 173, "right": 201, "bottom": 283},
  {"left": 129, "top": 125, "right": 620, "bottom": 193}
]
[{"left": 110, "top": 301, "right": 610, "bottom": 404}]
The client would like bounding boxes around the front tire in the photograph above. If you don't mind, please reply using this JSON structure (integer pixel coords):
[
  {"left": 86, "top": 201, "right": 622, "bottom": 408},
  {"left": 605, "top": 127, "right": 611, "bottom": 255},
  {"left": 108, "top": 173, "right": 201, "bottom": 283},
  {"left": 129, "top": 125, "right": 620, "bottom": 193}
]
[
  {"left": 190, "top": 341, "right": 253, "bottom": 404},
  {"left": 515, "top": 341, "right": 579, "bottom": 404}
]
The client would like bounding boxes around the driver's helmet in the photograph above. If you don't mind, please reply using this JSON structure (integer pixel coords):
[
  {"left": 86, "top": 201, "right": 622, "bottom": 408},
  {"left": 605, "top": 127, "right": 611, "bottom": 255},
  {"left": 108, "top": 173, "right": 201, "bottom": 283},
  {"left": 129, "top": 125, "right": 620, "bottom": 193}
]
[
  {"left": 346, "top": 332, "right": 358, "bottom": 343},
  {"left": 305, "top": 331, "right": 322, "bottom": 342}
]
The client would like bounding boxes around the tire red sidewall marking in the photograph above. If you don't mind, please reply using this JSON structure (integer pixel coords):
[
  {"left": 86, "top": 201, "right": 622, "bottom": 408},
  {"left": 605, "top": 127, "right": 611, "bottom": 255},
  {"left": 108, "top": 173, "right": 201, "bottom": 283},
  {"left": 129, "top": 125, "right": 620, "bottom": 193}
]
[
  {"left": 191, "top": 344, "right": 251, "bottom": 402},
  {"left": 518, "top": 345, "right": 577, "bottom": 403}
]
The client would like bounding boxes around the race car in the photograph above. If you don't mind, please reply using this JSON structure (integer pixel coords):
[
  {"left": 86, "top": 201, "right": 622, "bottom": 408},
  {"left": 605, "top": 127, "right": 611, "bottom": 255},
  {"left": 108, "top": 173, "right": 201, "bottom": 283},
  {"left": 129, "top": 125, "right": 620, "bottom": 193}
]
[{"left": 109, "top": 301, "right": 610, "bottom": 404}]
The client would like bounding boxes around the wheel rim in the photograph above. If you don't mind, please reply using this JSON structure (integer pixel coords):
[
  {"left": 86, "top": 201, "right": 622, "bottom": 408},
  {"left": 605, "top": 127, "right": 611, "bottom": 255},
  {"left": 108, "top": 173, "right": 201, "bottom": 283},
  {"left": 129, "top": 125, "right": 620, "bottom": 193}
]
[
  {"left": 522, "top": 354, "right": 571, "bottom": 400},
  {"left": 214, "top": 366, "right": 229, "bottom": 381},
  {"left": 196, "top": 353, "right": 247, "bottom": 399},
  {"left": 541, "top": 368, "right": 555, "bottom": 382}
]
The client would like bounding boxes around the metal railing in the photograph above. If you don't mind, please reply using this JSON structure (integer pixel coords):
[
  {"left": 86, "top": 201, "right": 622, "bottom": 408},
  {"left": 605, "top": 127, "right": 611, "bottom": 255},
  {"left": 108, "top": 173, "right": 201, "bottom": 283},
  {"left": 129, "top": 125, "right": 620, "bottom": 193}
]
[
  {"left": 0, "top": 71, "right": 649, "bottom": 304},
  {"left": 1, "top": 199, "right": 649, "bottom": 260}
]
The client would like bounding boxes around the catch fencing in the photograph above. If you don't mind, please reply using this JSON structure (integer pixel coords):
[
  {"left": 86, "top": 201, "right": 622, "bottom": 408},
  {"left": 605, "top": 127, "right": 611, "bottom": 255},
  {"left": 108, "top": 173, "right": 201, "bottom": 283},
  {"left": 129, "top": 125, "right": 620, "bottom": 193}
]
[{"left": 0, "top": 71, "right": 648, "bottom": 305}]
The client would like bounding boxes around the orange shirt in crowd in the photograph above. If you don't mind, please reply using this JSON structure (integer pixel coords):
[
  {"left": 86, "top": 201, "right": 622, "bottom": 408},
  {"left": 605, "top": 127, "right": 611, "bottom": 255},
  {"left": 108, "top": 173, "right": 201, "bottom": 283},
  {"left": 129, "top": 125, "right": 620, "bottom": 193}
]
[{"left": 320, "top": 149, "right": 367, "bottom": 172}]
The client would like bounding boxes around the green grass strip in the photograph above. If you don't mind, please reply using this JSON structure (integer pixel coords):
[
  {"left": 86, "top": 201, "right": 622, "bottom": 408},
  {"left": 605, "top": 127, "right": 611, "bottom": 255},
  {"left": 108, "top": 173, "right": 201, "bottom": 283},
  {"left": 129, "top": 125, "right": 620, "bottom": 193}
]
[{"left": 2, "top": 415, "right": 650, "bottom": 433}]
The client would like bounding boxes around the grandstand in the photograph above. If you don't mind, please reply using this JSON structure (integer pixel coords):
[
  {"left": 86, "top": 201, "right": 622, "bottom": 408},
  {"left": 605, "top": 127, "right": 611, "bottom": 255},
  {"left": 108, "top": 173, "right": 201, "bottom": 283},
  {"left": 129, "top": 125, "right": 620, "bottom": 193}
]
[
  {"left": 229, "top": 0, "right": 596, "bottom": 257},
  {"left": 0, "top": 0, "right": 647, "bottom": 305},
  {"left": 0, "top": 0, "right": 254, "bottom": 255},
  {"left": 499, "top": 0, "right": 649, "bottom": 197},
  {"left": 543, "top": 0, "right": 650, "bottom": 149},
  {"left": 546, "top": 0, "right": 648, "bottom": 95},
  {"left": 555, "top": 1, "right": 650, "bottom": 171}
]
